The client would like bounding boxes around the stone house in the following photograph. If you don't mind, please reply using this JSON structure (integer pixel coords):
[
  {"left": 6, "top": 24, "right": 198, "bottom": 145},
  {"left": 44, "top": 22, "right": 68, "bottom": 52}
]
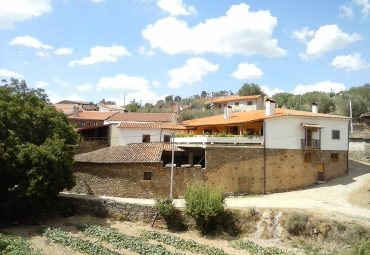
[
  {"left": 72, "top": 100, "right": 350, "bottom": 198},
  {"left": 349, "top": 123, "right": 370, "bottom": 163},
  {"left": 211, "top": 95, "right": 264, "bottom": 112}
]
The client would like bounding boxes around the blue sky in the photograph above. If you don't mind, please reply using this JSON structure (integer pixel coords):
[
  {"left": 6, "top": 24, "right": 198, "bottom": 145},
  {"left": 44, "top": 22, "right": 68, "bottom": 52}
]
[{"left": 0, "top": 0, "right": 369, "bottom": 105}]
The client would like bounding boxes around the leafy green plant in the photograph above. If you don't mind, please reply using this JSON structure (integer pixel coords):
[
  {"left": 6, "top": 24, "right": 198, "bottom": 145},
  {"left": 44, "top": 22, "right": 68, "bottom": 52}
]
[
  {"left": 230, "top": 240, "right": 292, "bottom": 255},
  {"left": 284, "top": 213, "right": 309, "bottom": 236},
  {"left": 184, "top": 183, "right": 225, "bottom": 234},
  {"left": 80, "top": 224, "right": 178, "bottom": 255},
  {"left": 43, "top": 227, "right": 119, "bottom": 255},
  {"left": 350, "top": 241, "right": 370, "bottom": 255},
  {"left": 0, "top": 233, "right": 41, "bottom": 255},
  {"left": 155, "top": 198, "right": 176, "bottom": 217},
  {"left": 142, "top": 230, "right": 228, "bottom": 255}
]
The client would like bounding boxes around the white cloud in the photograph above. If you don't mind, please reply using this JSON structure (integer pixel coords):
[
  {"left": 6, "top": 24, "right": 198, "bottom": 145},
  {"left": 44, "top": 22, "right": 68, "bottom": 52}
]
[
  {"left": 142, "top": 3, "right": 286, "bottom": 57},
  {"left": 35, "top": 81, "right": 48, "bottom": 88},
  {"left": 167, "top": 57, "right": 219, "bottom": 88},
  {"left": 292, "top": 27, "right": 314, "bottom": 43},
  {"left": 70, "top": 45, "right": 131, "bottom": 66},
  {"left": 152, "top": 81, "right": 161, "bottom": 87},
  {"left": 138, "top": 46, "right": 154, "bottom": 57},
  {"left": 106, "top": 90, "right": 165, "bottom": 105},
  {"left": 54, "top": 77, "right": 69, "bottom": 87},
  {"left": 76, "top": 83, "right": 94, "bottom": 92},
  {"left": 36, "top": 51, "right": 49, "bottom": 57},
  {"left": 261, "top": 85, "right": 284, "bottom": 97},
  {"left": 9, "top": 35, "right": 53, "bottom": 49},
  {"left": 0, "top": 68, "right": 23, "bottom": 78},
  {"left": 331, "top": 52, "right": 370, "bottom": 72},
  {"left": 339, "top": 5, "right": 354, "bottom": 17},
  {"left": 0, "top": 0, "right": 51, "bottom": 29},
  {"left": 157, "top": 0, "right": 196, "bottom": 16},
  {"left": 231, "top": 62, "right": 263, "bottom": 80},
  {"left": 55, "top": 47, "right": 73, "bottom": 55},
  {"left": 299, "top": 25, "right": 361, "bottom": 58},
  {"left": 91, "top": 0, "right": 105, "bottom": 3},
  {"left": 353, "top": 0, "right": 370, "bottom": 16},
  {"left": 292, "top": 81, "right": 346, "bottom": 95},
  {"left": 96, "top": 73, "right": 150, "bottom": 91}
]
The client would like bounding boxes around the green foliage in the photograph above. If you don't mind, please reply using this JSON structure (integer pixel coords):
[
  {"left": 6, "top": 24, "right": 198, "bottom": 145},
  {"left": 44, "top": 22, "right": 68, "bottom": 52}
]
[
  {"left": 0, "top": 79, "right": 78, "bottom": 224},
  {"left": 43, "top": 227, "right": 119, "bottom": 255},
  {"left": 80, "top": 224, "right": 177, "bottom": 255},
  {"left": 184, "top": 183, "right": 225, "bottom": 233},
  {"left": 143, "top": 230, "right": 228, "bottom": 255},
  {"left": 179, "top": 109, "right": 223, "bottom": 121},
  {"left": 238, "top": 83, "right": 266, "bottom": 96},
  {"left": 284, "top": 213, "right": 309, "bottom": 236},
  {"left": 126, "top": 99, "right": 141, "bottom": 112},
  {"left": 0, "top": 233, "right": 41, "bottom": 255},
  {"left": 230, "top": 239, "right": 292, "bottom": 255},
  {"left": 350, "top": 241, "right": 370, "bottom": 255},
  {"left": 155, "top": 198, "right": 176, "bottom": 217}
]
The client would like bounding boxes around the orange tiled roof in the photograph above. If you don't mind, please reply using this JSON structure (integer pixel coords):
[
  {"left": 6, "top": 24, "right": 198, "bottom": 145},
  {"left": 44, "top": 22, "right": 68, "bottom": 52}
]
[
  {"left": 212, "top": 95, "right": 262, "bottom": 104},
  {"left": 69, "top": 111, "right": 118, "bottom": 120},
  {"left": 54, "top": 104, "right": 83, "bottom": 115},
  {"left": 74, "top": 143, "right": 183, "bottom": 163},
  {"left": 107, "top": 112, "right": 176, "bottom": 122},
  {"left": 117, "top": 122, "right": 187, "bottom": 130},
  {"left": 182, "top": 108, "right": 350, "bottom": 127}
]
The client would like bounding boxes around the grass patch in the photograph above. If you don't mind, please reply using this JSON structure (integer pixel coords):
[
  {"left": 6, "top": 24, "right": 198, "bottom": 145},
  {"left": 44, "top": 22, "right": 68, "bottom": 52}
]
[
  {"left": 230, "top": 239, "right": 292, "bottom": 255},
  {"left": 142, "top": 230, "right": 228, "bottom": 255},
  {"left": 284, "top": 213, "right": 309, "bottom": 236},
  {"left": 0, "top": 233, "right": 41, "bottom": 255}
]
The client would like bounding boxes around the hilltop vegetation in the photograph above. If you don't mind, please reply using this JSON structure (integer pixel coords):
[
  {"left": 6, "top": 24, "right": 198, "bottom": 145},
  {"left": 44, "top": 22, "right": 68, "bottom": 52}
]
[{"left": 122, "top": 83, "right": 370, "bottom": 120}]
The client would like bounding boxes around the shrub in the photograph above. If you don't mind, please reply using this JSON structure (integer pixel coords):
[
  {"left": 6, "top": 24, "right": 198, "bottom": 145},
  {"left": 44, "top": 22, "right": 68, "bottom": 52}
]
[
  {"left": 154, "top": 198, "right": 176, "bottom": 218},
  {"left": 184, "top": 183, "right": 225, "bottom": 234},
  {"left": 284, "top": 213, "right": 308, "bottom": 236}
]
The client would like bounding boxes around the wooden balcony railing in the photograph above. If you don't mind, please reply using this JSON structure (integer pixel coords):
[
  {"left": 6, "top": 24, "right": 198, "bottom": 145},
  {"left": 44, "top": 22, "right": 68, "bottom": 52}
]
[{"left": 301, "top": 139, "right": 321, "bottom": 149}]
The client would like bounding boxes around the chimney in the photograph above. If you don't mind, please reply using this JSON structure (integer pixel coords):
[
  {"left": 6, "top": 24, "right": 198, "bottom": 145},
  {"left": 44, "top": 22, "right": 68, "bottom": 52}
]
[
  {"left": 265, "top": 99, "right": 276, "bottom": 116},
  {"left": 312, "top": 102, "right": 318, "bottom": 113},
  {"left": 224, "top": 105, "right": 232, "bottom": 119},
  {"left": 72, "top": 105, "right": 80, "bottom": 117}
]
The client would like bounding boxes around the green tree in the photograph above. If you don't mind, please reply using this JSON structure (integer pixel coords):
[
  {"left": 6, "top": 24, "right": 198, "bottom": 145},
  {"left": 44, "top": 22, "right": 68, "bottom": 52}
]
[
  {"left": 0, "top": 79, "right": 78, "bottom": 223},
  {"left": 273, "top": 92, "right": 294, "bottom": 108},
  {"left": 164, "top": 95, "right": 173, "bottom": 103},
  {"left": 126, "top": 99, "right": 140, "bottom": 112},
  {"left": 238, "top": 83, "right": 266, "bottom": 96}
]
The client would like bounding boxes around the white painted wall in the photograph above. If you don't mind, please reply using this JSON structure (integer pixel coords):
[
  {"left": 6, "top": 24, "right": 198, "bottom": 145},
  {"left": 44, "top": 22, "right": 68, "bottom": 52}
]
[
  {"left": 213, "top": 98, "right": 263, "bottom": 112},
  {"left": 349, "top": 141, "right": 366, "bottom": 151},
  {"left": 110, "top": 124, "right": 173, "bottom": 146},
  {"left": 265, "top": 116, "right": 349, "bottom": 151}
]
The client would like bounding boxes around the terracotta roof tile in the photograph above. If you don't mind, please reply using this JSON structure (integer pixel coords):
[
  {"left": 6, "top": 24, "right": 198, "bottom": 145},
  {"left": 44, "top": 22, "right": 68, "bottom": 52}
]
[
  {"left": 183, "top": 108, "right": 350, "bottom": 127},
  {"left": 107, "top": 112, "right": 176, "bottom": 122},
  {"left": 69, "top": 111, "right": 118, "bottom": 121},
  {"left": 212, "top": 95, "right": 263, "bottom": 104},
  {"left": 74, "top": 143, "right": 183, "bottom": 163},
  {"left": 117, "top": 122, "right": 187, "bottom": 130}
]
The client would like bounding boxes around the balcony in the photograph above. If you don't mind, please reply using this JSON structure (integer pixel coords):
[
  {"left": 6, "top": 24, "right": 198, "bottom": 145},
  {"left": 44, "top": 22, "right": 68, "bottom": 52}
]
[
  {"left": 173, "top": 135, "right": 264, "bottom": 145},
  {"left": 301, "top": 139, "right": 321, "bottom": 150}
]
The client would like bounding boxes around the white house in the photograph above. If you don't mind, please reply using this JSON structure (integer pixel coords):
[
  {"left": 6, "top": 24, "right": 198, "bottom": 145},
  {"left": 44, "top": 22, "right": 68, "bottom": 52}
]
[
  {"left": 211, "top": 95, "right": 264, "bottom": 112},
  {"left": 105, "top": 112, "right": 179, "bottom": 146}
]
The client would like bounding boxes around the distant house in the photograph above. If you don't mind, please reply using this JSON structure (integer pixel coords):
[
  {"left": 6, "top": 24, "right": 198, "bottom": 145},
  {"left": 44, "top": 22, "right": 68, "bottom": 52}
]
[
  {"left": 106, "top": 112, "right": 178, "bottom": 146},
  {"left": 69, "top": 111, "right": 118, "bottom": 128},
  {"left": 54, "top": 104, "right": 83, "bottom": 115},
  {"left": 211, "top": 95, "right": 264, "bottom": 112},
  {"left": 98, "top": 103, "right": 127, "bottom": 113}
]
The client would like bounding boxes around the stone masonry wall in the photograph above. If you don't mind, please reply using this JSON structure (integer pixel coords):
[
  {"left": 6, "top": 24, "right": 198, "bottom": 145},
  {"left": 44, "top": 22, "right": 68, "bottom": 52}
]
[
  {"left": 72, "top": 147, "right": 348, "bottom": 198},
  {"left": 204, "top": 146, "right": 265, "bottom": 194},
  {"left": 71, "top": 162, "right": 205, "bottom": 198}
]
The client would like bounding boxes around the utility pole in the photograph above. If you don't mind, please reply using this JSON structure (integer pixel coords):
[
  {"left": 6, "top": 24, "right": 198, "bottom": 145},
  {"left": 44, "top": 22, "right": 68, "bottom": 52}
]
[
  {"left": 169, "top": 132, "right": 175, "bottom": 199},
  {"left": 349, "top": 98, "right": 353, "bottom": 133}
]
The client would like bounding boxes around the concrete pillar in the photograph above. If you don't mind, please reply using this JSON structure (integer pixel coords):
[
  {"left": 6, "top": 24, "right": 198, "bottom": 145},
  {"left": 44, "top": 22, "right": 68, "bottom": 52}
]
[{"left": 188, "top": 151, "right": 194, "bottom": 166}]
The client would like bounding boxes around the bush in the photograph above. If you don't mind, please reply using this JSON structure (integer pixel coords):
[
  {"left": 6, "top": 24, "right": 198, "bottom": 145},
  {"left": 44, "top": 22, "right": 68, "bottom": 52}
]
[
  {"left": 284, "top": 213, "right": 308, "bottom": 236},
  {"left": 154, "top": 198, "right": 176, "bottom": 217},
  {"left": 184, "top": 183, "right": 225, "bottom": 234}
]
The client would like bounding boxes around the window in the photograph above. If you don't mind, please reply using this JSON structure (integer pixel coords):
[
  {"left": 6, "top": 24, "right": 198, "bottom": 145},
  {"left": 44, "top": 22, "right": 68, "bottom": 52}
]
[
  {"left": 331, "top": 153, "right": 339, "bottom": 162},
  {"left": 142, "top": 134, "right": 151, "bottom": 143},
  {"left": 332, "top": 130, "right": 340, "bottom": 140},
  {"left": 247, "top": 101, "right": 253, "bottom": 105},
  {"left": 143, "top": 172, "right": 152, "bottom": 180},
  {"left": 81, "top": 121, "right": 86, "bottom": 127},
  {"left": 234, "top": 102, "right": 240, "bottom": 106},
  {"left": 164, "top": 135, "right": 171, "bottom": 142}
]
